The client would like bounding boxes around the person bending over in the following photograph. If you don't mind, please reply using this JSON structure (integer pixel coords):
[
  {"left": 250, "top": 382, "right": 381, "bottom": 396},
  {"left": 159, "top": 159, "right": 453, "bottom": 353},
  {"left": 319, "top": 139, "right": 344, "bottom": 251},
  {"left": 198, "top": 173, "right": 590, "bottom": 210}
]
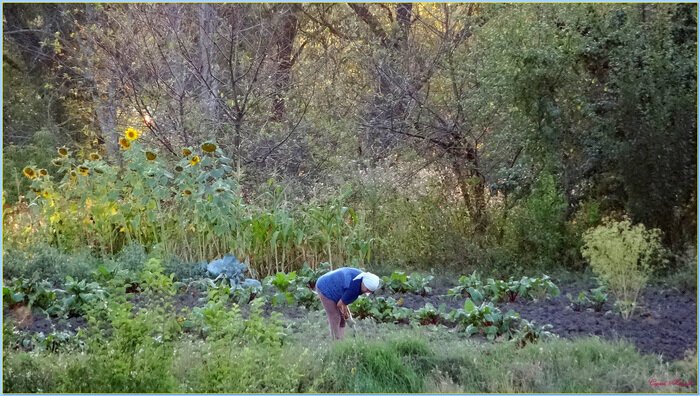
[{"left": 315, "top": 267, "right": 380, "bottom": 340}]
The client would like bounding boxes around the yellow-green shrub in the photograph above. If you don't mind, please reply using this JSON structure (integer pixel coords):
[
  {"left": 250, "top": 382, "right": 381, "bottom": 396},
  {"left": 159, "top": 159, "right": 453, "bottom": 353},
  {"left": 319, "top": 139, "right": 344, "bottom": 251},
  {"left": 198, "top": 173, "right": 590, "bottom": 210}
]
[{"left": 581, "top": 217, "right": 665, "bottom": 319}]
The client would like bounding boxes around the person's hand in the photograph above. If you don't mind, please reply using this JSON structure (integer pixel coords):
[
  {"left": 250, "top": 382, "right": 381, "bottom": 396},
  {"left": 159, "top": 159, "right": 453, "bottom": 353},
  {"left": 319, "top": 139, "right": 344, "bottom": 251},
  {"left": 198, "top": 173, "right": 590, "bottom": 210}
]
[{"left": 337, "top": 301, "right": 350, "bottom": 319}]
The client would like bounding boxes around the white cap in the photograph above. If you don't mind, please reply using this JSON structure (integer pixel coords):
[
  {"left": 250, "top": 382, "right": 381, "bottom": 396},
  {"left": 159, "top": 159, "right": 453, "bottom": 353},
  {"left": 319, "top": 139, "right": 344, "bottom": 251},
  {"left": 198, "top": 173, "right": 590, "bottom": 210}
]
[{"left": 354, "top": 272, "right": 380, "bottom": 291}]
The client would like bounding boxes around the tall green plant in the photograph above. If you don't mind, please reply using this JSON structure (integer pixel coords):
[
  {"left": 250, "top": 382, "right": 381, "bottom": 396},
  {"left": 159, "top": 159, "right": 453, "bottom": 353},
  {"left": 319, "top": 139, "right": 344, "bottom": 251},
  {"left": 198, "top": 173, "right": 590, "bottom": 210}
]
[{"left": 581, "top": 217, "right": 666, "bottom": 319}]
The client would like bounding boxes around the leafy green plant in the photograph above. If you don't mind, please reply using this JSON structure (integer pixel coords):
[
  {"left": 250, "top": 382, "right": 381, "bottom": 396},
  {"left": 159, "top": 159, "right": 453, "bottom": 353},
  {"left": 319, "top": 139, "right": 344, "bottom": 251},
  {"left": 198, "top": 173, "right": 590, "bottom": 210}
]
[
  {"left": 61, "top": 276, "right": 106, "bottom": 316},
  {"left": 406, "top": 272, "right": 433, "bottom": 296},
  {"left": 512, "top": 319, "right": 557, "bottom": 348},
  {"left": 581, "top": 217, "right": 666, "bottom": 319},
  {"left": 292, "top": 285, "right": 322, "bottom": 310},
  {"left": 566, "top": 292, "right": 591, "bottom": 312},
  {"left": 297, "top": 262, "right": 330, "bottom": 289},
  {"left": 138, "top": 258, "right": 175, "bottom": 295},
  {"left": 350, "top": 296, "right": 411, "bottom": 323},
  {"left": 567, "top": 286, "right": 609, "bottom": 312},
  {"left": 412, "top": 303, "right": 447, "bottom": 325},
  {"left": 3, "top": 276, "right": 59, "bottom": 312},
  {"left": 445, "top": 298, "right": 521, "bottom": 341},
  {"left": 588, "top": 286, "right": 608, "bottom": 312},
  {"left": 446, "top": 271, "right": 483, "bottom": 300},
  {"left": 382, "top": 271, "right": 433, "bottom": 295},
  {"left": 265, "top": 271, "right": 298, "bottom": 305}
]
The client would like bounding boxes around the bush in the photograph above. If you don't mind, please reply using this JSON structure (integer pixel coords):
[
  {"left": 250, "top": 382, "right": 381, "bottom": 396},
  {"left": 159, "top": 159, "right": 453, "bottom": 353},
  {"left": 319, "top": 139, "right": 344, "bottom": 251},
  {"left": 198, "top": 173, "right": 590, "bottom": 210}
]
[
  {"left": 664, "top": 245, "right": 697, "bottom": 293},
  {"left": 502, "top": 173, "right": 569, "bottom": 270},
  {"left": 2, "top": 244, "right": 66, "bottom": 284},
  {"left": 581, "top": 217, "right": 666, "bottom": 319},
  {"left": 317, "top": 338, "right": 433, "bottom": 393}
]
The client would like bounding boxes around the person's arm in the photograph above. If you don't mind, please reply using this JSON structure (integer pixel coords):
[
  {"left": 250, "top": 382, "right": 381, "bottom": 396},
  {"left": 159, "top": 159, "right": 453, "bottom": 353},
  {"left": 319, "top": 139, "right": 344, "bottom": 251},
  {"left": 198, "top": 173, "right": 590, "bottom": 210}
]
[{"left": 336, "top": 300, "right": 350, "bottom": 319}]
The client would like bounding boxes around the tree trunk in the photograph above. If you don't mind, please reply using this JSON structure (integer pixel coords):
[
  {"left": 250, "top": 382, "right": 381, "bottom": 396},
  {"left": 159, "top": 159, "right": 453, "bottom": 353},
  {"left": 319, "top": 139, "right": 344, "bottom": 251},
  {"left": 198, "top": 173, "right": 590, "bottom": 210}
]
[
  {"left": 451, "top": 145, "right": 487, "bottom": 231},
  {"left": 199, "top": 3, "right": 218, "bottom": 127},
  {"left": 272, "top": 6, "right": 298, "bottom": 121}
]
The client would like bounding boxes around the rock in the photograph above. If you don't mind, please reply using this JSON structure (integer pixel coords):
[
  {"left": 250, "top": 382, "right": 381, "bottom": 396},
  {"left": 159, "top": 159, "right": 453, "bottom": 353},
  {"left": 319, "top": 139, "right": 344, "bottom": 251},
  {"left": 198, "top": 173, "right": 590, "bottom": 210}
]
[
  {"left": 604, "top": 310, "right": 613, "bottom": 317},
  {"left": 586, "top": 308, "right": 595, "bottom": 313},
  {"left": 565, "top": 306, "right": 573, "bottom": 312}
]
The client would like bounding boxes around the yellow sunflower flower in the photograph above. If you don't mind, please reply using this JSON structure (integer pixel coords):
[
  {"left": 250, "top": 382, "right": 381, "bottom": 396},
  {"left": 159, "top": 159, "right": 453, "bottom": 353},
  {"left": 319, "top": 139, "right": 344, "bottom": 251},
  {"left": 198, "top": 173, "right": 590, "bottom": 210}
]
[
  {"left": 175, "top": 166, "right": 184, "bottom": 172},
  {"left": 145, "top": 151, "right": 157, "bottom": 161},
  {"left": 90, "top": 153, "right": 101, "bottom": 161},
  {"left": 183, "top": 189, "right": 192, "bottom": 196},
  {"left": 52, "top": 159, "right": 63, "bottom": 167},
  {"left": 42, "top": 191, "right": 51, "bottom": 198},
  {"left": 201, "top": 143, "right": 217, "bottom": 153},
  {"left": 23, "top": 167, "right": 36, "bottom": 179},
  {"left": 119, "top": 138, "right": 131, "bottom": 150},
  {"left": 190, "top": 156, "right": 200, "bottom": 166},
  {"left": 78, "top": 166, "right": 89, "bottom": 176},
  {"left": 125, "top": 127, "right": 140, "bottom": 141},
  {"left": 57, "top": 147, "right": 69, "bottom": 157},
  {"left": 182, "top": 148, "right": 192, "bottom": 157},
  {"left": 39, "top": 169, "right": 48, "bottom": 176}
]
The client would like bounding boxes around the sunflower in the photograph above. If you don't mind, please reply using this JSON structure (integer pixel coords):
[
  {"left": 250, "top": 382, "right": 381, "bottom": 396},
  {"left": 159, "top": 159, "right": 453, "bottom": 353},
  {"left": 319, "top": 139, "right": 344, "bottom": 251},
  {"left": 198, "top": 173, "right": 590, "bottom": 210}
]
[
  {"left": 23, "top": 167, "right": 36, "bottom": 179},
  {"left": 90, "top": 153, "right": 101, "bottom": 161},
  {"left": 42, "top": 191, "right": 51, "bottom": 198},
  {"left": 215, "top": 188, "right": 225, "bottom": 193},
  {"left": 57, "top": 147, "right": 69, "bottom": 157},
  {"left": 145, "top": 151, "right": 157, "bottom": 161},
  {"left": 125, "top": 127, "right": 140, "bottom": 141},
  {"left": 175, "top": 166, "right": 184, "bottom": 172},
  {"left": 94, "top": 168, "right": 104, "bottom": 174},
  {"left": 70, "top": 170, "right": 77, "bottom": 178},
  {"left": 119, "top": 138, "right": 131, "bottom": 150},
  {"left": 39, "top": 169, "right": 48, "bottom": 176},
  {"left": 183, "top": 189, "right": 192, "bottom": 196},
  {"left": 78, "top": 166, "right": 89, "bottom": 176},
  {"left": 182, "top": 148, "right": 192, "bottom": 157},
  {"left": 201, "top": 143, "right": 217, "bottom": 153},
  {"left": 190, "top": 156, "right": 200, "bottom": 166},
  {"left": 52, "top": 159, "right": 63, "bottom": 167}
]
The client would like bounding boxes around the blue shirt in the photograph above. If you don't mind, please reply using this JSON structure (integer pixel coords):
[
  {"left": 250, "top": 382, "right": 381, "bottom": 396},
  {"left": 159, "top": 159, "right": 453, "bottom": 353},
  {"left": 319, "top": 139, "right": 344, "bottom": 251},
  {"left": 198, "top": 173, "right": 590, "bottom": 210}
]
[{"left": 316, "top": 267, "right": 363, "bottom": 304}]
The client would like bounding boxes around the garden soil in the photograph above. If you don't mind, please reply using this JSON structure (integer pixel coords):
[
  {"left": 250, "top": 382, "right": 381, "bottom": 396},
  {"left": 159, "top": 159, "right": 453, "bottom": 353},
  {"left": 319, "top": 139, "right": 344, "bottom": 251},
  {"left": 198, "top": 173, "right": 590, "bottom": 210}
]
[{"left": 7, "top": 277, "right": 696, "bottom": 362}]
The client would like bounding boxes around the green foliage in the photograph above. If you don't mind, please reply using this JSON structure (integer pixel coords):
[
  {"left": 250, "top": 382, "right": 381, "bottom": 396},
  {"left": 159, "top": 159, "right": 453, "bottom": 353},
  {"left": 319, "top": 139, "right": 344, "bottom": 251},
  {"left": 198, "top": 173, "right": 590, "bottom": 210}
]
[
  {"left": 447, "top": 271, "right": 484, "bottom": 300},
  {"left": 381, "top": 271, "right": 433, "bottom": 295},
  {"left": 581, "top": 217, "right": 666, "bottom": 319},
  {"left": 319, "top": 338, "right": 433, "bottom": 393},
  {"left": 447, "top": 272, "right": 559, "bottom": 303},
  {"left": 512, "top": 319, "right": 557, "bottom": 348},
  {"left": 297, "top": 261, "right": 331, "bottom": 289},
  {"left": 59, "top": 301, "right": 179, "bottom": 393},
  {"left": 412, "top": 302, "right": 447, "bottom": 326},
  {"left": 664, "top": 245, "right": 697, "bottom": 293},
  {"left": 567, "top": 292, "right": 592, "bottom": 312},
  {"left": 350, "top": 296, "right": 412, "bottom": 323},
  {"left": 445, "top": 298, "right": 521, "bottom": 341},
  {"left": 138, "top": 258, "right": 175, "bottom": 296},
  {"left": 2, "top": 276, "right": 58, "bottom": 312},
  {"left": 61, "top": 276, "right": 106, "bottom": 316},
  {"left": 502, "top": 174, "right": 570, "bottom": 270}
]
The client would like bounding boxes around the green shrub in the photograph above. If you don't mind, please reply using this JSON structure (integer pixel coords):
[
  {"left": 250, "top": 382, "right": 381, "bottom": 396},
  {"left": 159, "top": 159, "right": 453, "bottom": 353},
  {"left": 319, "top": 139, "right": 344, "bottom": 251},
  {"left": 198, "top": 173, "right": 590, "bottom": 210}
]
[
  {"left": 664, "top": 245, "right": 697, "bottom": 293},
  {"left": 581, "top": 217, "right": 666, "bottom": 319},
  {"left": 2, "top": 351, "right": 62, "bottom": 393},
  {"left": 502, "top": 173, "right": 569, "bottom": 270},
  {"left": 190, "top": 343, "right": 308, "bottom": 393},
  {"left": 317, "top": 338, "right": 433, "bottom": 393},
  {"left": 2, "top": 244, "right": 65, "bottom": 284}
]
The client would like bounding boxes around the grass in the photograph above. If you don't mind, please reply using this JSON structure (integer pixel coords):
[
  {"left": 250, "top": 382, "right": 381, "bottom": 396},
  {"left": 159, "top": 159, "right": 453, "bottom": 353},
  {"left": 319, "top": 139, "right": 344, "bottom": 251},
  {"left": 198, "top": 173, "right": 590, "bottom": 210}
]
[{"left": 4, "top": 316, "right": 697, "bottom": 394}]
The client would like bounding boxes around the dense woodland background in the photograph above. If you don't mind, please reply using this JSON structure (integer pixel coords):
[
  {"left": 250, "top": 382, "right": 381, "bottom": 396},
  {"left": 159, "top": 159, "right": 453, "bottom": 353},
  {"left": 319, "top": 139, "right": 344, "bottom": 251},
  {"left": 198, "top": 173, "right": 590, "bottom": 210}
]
[{"left": 2, "top": 3, "right": 696, "bottom": 276}]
